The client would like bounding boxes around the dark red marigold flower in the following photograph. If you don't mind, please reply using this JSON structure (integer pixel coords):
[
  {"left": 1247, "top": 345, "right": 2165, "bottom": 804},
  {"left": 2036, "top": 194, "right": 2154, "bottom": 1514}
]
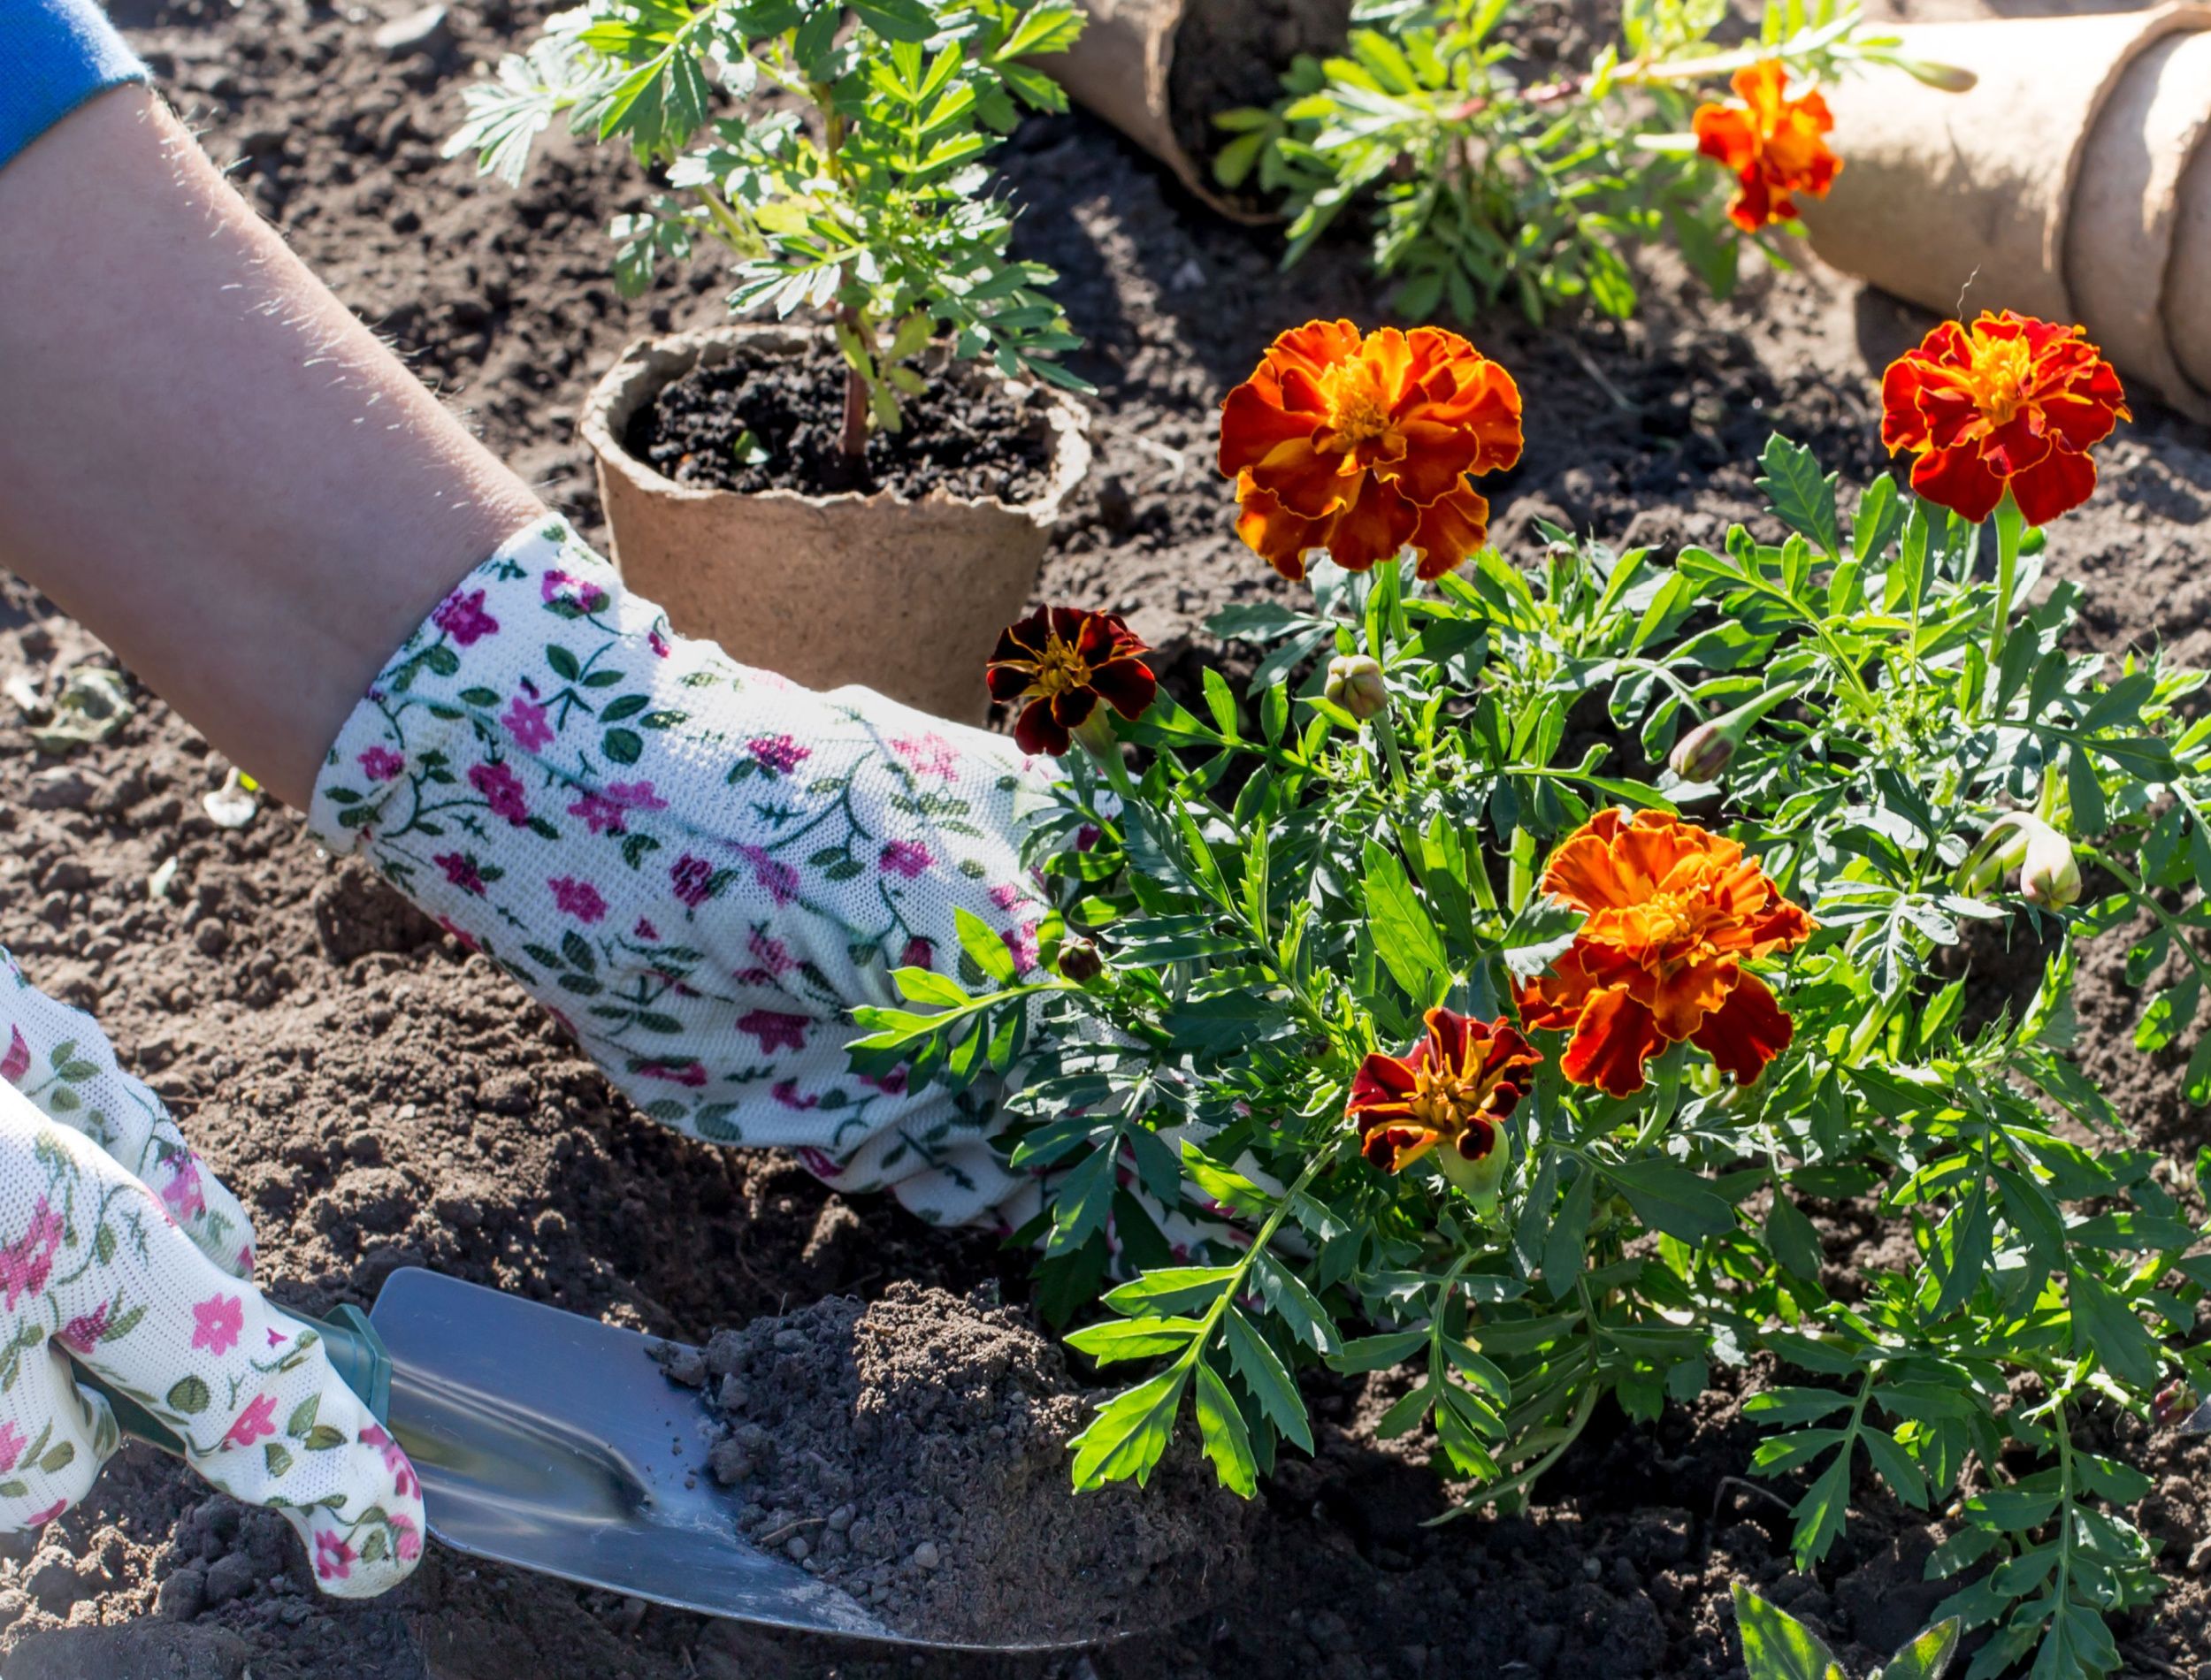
[
  {"left": 1347, "top": 1007, "right": 1538, "bottom": 1205},
  {"left": 984, "top": 607, "right": 1158, "bottom": 756}
]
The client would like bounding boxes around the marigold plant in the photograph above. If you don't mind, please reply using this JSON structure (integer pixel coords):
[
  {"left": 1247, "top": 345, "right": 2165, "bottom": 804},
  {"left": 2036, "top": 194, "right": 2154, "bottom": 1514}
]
[
  {"left": 871, "top": 311, "right": 2209, "bottom": 1676},
  {"left": 448, "top": 0, "right": 1089, "bottom": 459},
  {"left": 1216, "top": 0, "right": 1962, "bottom": 324}
]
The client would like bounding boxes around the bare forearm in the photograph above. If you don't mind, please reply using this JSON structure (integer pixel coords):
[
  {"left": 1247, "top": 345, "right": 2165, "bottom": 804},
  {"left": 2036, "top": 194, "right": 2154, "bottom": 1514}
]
[{"left": 0, "top": 85, "right": 542, "bottom": 807}]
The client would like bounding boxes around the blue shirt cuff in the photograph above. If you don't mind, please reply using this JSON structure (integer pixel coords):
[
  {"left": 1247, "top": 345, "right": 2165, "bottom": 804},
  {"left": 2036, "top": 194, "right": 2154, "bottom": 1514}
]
[{"left": 0, "top": 0, "right": 147, "bottom": 174}]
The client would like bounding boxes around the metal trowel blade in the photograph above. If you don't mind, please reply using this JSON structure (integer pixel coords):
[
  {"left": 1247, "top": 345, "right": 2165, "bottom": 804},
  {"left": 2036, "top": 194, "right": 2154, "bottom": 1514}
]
[{"left": 366, "top": 1267, "right": 908, "bottom": 1641}]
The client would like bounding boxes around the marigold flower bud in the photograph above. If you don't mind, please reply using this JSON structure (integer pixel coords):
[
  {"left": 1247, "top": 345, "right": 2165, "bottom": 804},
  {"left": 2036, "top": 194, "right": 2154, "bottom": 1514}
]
[
  {"left": 1669, "top": 721, "right": 1734, "bottom": 784},
  {"left": 1665, "top": 683, "right": 1802, "bottom": 786},
  {"left": 1957, "top": 812, "right": 2079, "bottom": 907},
  {"left": 1057, "top": 941, "right": 1104, "bottom": 984},
  {"left": 2020, "top": 821, "right": 2082, "bottom": 909},
  {"left": 1325, "top": 654, "right": 1389, "bottom": 722}
]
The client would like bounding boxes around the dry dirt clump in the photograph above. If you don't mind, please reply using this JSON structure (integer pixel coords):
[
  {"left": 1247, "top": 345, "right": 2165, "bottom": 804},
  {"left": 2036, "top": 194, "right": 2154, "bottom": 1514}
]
[{"left": 659, "top": 1282, "right": 1252, "bottom": 1647}]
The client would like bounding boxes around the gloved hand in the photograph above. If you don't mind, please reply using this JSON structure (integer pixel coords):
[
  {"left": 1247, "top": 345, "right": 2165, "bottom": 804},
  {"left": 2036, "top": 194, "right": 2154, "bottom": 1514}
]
[
  {"left": 308, "top": 516, "right": 1057, "bottom": 1226},
  {"left": 0, "top": 952, "right": 425, "bottom": 1592}
]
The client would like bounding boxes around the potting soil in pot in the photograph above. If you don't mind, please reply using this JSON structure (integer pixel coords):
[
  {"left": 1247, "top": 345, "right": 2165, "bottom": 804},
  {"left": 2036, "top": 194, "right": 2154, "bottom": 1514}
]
[
  {"left": 1165, "top": 0, "right": 1351, "bottom": 172},
  {"left": 656, "top": 1281, "right": 1251, "bottom": 1646},
  {"left": 624, "top": 340, "right": 1057, "bottom": 501}
]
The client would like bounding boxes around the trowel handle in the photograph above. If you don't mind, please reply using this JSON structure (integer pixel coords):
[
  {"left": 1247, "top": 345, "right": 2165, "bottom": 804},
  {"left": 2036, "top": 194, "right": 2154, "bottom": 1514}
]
[{"left": 67, "top": 1303, "right": 393, "bottom": 1460}]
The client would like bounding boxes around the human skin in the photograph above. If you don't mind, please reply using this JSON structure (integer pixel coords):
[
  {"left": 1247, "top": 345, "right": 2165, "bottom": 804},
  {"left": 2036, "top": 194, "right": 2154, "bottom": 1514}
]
[{"left": 0, "top": 83, "right": 545, "bottom": 809}]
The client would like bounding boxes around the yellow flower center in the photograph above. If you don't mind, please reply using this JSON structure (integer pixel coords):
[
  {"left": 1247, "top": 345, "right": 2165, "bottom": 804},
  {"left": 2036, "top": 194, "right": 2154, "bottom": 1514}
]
[
  {"left": 1318, "top": 357, "right": 1396, "bottom": 451},
  {"left": 1030, "top": 634, "right": 1094, "bottom": 699},
  {"left": 1633, "top": 893, "right": 1703, "bottom": 950},
  {"left": 1406, "top": 1065, "right": 1493, "bottom": 1142},
  {"left": 1962, "top": 332, "right": 2035, "bottom": 426}
]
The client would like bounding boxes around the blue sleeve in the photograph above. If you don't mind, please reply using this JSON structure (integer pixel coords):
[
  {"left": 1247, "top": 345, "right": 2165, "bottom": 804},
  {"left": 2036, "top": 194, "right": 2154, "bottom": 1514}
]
[{"left": 0, "top": 0, "right": 146, "bottom": 172}]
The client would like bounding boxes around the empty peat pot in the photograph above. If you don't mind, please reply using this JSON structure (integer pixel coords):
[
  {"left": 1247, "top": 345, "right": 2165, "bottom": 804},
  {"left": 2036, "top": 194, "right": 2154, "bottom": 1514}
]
[{"left": 581, "top": 325, "right": 1091, "bottom": 724}]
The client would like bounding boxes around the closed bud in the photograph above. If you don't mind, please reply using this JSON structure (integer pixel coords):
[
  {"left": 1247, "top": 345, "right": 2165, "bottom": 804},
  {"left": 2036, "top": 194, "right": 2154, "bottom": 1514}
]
[
  {"left": 1324, "top": 654, "right": 1389, "bottom": 722},
  {"left": 1666, "top": 682, "right": 1803, "bottom": 786},
  {"left": 1668, "top": 719, "right": 1735, "bottom": 783},
  {"left": 1057, "top": 940, "right": 1104, "bottom": 984},
  {"left": 2020, "top": 819, "right": 2082, "bottom": 909},
  {"left": 1957, "top": 812, "right": 2079, "bottom": 906}
]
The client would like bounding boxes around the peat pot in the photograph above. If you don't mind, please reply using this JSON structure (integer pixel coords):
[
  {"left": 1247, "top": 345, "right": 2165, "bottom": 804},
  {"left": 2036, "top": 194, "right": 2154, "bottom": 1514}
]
[
  {"left": 581, "top": 325, "right": 1091, "bottom": 724},
  {"left": 1800, "top": 3, "right": 2211, "bottom": 422},
  {"left": 1037, "top": 0, "right": 1350, "bottom": 222}
]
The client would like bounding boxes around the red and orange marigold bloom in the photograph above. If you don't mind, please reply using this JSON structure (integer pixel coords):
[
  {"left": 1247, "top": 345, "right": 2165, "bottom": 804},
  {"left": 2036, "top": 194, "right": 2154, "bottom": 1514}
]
[
  {"left": 1515, "top": 811, "right": 1812, "bottom": 1099},
  {"left": 1880, "top": 311, "right": 2129, "bottom": 526},
  {"left": 985, "top": 606, "right": 1158, "bottom": 757},
  {"left": 1218, "top": 320, "right": 1524, "bottom": 584},
  {"left": 1692, "top": 61, "right": 1840, "bottom": 233},
  {"left": 1347, "top": 1008, "right": 1539, "bottom": 1201}
]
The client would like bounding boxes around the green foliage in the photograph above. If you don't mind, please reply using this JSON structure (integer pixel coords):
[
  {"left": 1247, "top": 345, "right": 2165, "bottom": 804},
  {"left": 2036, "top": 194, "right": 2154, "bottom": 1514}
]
[
  {"left": 1214, "top": 0, "right": 1928, "bottom": 323},
  {"left": 447, "top": 1, "right": 1088, "bottom": 437},
  {"left": 1733, "top": 1583, "right": 1960, "bottom": 1680},
  {"left": 875, "top": 435, "right": 2211, "bottom": 1676}
]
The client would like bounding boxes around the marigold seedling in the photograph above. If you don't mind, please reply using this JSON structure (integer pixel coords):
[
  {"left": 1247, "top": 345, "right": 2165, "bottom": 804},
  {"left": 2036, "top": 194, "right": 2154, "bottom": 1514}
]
[{"left": 448, "top": 0, "right": 1090, "bottom": 459}]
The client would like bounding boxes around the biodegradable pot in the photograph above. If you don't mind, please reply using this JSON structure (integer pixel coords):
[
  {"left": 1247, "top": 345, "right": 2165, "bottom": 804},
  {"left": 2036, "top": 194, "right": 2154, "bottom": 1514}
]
[
  {"left": 1799, "top": 4, "right": 2211, "bottom": 422},
  {"left": 1038, "top": 0, "right": 1347, "bottom": 223},
  {"left": 581, "top": 327, "right": 1091, "bottom": 725}
]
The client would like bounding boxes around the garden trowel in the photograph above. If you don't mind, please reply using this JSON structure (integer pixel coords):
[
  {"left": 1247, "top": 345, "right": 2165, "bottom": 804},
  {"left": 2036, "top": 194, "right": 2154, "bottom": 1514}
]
[{"left": 74, "top": 1265, "right": 1048, "bottom": 1651}]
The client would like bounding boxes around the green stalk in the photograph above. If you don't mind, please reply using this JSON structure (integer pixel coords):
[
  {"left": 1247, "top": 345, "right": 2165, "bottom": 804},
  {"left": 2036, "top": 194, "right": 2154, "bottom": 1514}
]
[
  {"left": 1984, "top": 493, "right": 2025, "bottom": 717},
  {"left": 1506, "top": 827, "right": 1538, "bottom": 913},
  {"left": 1182, "top": 1146, "right": 1338, "bottom": 1368}
]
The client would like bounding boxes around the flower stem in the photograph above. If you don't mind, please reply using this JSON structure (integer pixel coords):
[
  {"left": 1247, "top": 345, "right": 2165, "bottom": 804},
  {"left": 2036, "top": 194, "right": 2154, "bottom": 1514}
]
[
  {"left": 1984, "top": 493, "right": 2025, "bottom": 716},
  {"left": 1451, "top": 1379, "right": 1601, "bottom": 1517},
  {"left": 1186, "top": 1145, "right": 1339, "bottom": 1363},
  {"left": 838, "top": 306, "right": 870, "bottom": 464},
  {"left": 1506, "top": 826, "right": 1539, "bottom": 913}
]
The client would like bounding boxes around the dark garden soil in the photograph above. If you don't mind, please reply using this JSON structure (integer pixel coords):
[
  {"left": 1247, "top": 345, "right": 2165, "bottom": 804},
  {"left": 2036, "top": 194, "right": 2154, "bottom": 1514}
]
[
  {"left": 4, "top": 1, "right": 2210, "bottom": 1676},
  {"left": 624, "top": 341, "right": 1058, "bottom": 503},
  {"left": 657, "top": 1282, "right": 1254, "bottom": 1647}
]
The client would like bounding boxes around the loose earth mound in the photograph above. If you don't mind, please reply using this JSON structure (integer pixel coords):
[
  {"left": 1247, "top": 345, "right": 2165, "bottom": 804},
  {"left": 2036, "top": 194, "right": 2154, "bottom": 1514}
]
[{"left": 659, "top": 1282, "right": 1251, "bottom": 1648}]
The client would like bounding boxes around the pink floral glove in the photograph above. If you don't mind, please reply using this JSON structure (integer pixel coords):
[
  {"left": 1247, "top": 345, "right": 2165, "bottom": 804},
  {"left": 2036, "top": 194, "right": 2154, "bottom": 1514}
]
[
  {"left": 0, "top": 952, "right": 425, "bottom": 1594},
  {"left": 308, "top": 517, "right": 1056, "bottom": 1226}
]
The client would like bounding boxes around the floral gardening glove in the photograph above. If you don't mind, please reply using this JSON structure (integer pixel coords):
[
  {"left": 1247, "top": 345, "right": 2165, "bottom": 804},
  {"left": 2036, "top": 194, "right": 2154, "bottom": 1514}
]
[
  {"left": 0, "top": 951, "right": 425, "bottom": 1594},
  {"left": 308, "top": 516, "right": 1057, "bottom": 1227}
]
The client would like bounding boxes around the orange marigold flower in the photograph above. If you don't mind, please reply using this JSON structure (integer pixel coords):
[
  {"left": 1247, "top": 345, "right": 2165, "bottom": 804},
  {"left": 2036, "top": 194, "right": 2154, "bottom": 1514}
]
[
  {"left": 1516, "top": 811, "right": 1812, "bottom": 1099},
  {"left": 1347, "top": 1008, "right": 1538, "bottom": 1202},
  {"left": 1692, "top": 61, "right": 1840, "bottom": 234},
  {"left": 1880, "top": 310, "right": 2129, "bottom": 526},
  {"left": 985, "top": 607, "right": 1157, "bottom": 757},
  {"left": 1218, "top": 320, "right": 1523, "bottom": 583}
]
